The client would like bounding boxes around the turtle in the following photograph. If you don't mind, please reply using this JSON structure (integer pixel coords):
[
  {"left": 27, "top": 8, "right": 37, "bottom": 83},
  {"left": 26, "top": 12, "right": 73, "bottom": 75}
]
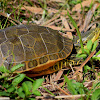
[
  {"left": 0, "top": 24, "right": 99, "bottom": 77},
  {"left": 0, "top": 24, "right": 73, "bottom": 77}
]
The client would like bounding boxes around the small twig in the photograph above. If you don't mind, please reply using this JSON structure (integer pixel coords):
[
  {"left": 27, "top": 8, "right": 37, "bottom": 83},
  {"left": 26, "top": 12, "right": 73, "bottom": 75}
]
[
  {"left": 55, "top": 94, "right": 89, "bottom": 99},
  {"left": 72, "top": 50, "right": 96, "bottom": 77},
  {"left": 0, "top": 97, "right": 10, "bottom": 100},
  {"left": 69, "top": 64, "right": 75, "bottom": 73},
  {"left": 42, "top": 14, "right": 60, "bottom": 25},
  {"left": 55, "top": 84, "right": 70, "bottom": 95},
  {"left": 36, "top": 94, "right": 92, "bottom": 99},
  {"left": 46, "top": 25, "right": 67, "bottom": 31}
]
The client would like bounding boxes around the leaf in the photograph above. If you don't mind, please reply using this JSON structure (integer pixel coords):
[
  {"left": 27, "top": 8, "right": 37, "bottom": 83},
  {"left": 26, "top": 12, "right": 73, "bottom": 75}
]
[
  {"left": 11, "top": 64, "right": 25, "bottom": 72},
  {"left": 86, "top": 40, "right": 93, "bottom": 51},
  {"left": 71, "top": 80, "right": 85, "bottom": 94},
  {"left": 18, "top": 91, "right": 25, "bottom": 98},
  {"left": 64, "top": 76, "right": 78, "bottom": 95},
  {"left": 76, "top": 53, "right": 87, "bottom": 58},
  {"left": 92, "top": 50, "right": 100, "bottom": 61},
  {"left": 98, "top": 72, "right": 100, "bottom": 75},
  {"left": 7, "top": 85, "right": 15, "bottom": 93},
  {"left": 17, "top": 87, "right": 23, "bottom": 93},
  {"left": 84, "top": 65, "right": 91, "bottom": 73},
  {"left": 95, "top": 50, "right": 100, "bottom": 56},
  {"left": 22, "top": 81, "right": 32, "bottom": 96},
  {"left": 32, "top": 78, "right": 44, "bottom": 92},
  {"left": 17, "top": 87, "right": 25, "bottom": 98},
  {"left": 33, "top": 90, "right": 41, "bottom": 96},
  {"left": 28, "top": 98, "right": 35, "bottom": 100},
  {"left": 25, "top": 81, "right": 33, "bottom": 91},
  {"left": 92, "top": 57, "right": 100, "bottom": 61},
  {"left": 0, "top": 91, "right": 10, "bottom": 96},
  {"left": 84, "top": 49, "right": 90, "bottom": 55},
  {"left": 12, "top": 74, "right": 25, "bottom": 86},
  {"left": 0, "top": 66, "right": 9, "bottom": 73},
  {"left": 91, "top": 40, "right": 98, "bottom": 52},
  {"left": 3, "top": 83, "right": 9, "bottom": 88},
  {"left": 84, "top": 65, "right": 91, "bottom": 70},
  {"left": 91, "top": 88, "right": 100, "bottom": 100}
]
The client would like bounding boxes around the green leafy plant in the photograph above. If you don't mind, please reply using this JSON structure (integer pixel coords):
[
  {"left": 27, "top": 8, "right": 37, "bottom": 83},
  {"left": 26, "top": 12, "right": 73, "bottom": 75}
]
[
  {"left": 0, "top": 64, "right": 44, "bottom": 99},
  {"left": 67, "top": 11, "right": 99, "bottom": 78},
  {"left": 76, "top": 40, "right": 98, "bottom": 58},
  {"left": 92, "top": 50, "right": 100, "bottom": 61},
  {"left": 91, "top": 88, "right": 100, "bottom": 100},
  {"left": 64, "top": 75, "right": 100, "bottom": 100},
  {"left": 64, "top": 75, "right": 88, "bottom": 95},
  {"left": 67, "top": 12, "right": 100, "bottom": 100},
  {"left": 76, "top": 39, "right": 99, "bottom": 77}
]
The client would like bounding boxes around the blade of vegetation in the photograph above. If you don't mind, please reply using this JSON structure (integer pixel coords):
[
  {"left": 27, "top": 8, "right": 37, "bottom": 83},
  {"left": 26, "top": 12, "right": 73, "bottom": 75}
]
[
  {"left": 7, "top": 85, "right": 15, "bottom": 93},
  {"left": 18, "top": 91, "right": 25, "bottom": 99},
  {"left": 71, "top": 80, "right": 85, "bottom": 94},
  {"left": 91, "top": 88, "right": 100, "bottom": 100},
  {"left": 93, "top": 81, "right": 100, "bottom": 90},
  {"left": 0, "top": 66, "right": 9, "bottom": 73},
  {"left": 0, "top": 91, "right": 10, "bottom": 96},
  {"left": 25, "top": 0, "right": 33, "bottom": 6},
  {"left": 64, "top": 75, "right": 78, "bottom": 95},
  {"left": 95, "top": 50, "right": 100, "bottom": 57},
  {"left": 42, "top": 86, "right": 55, "bottom": 96},
  {"left": 32, "top": 78, "right": 44, "bottom": 92},
  {"left": 76, "top": 53, "right": 87, "bottom": 58},
  {"left": 12, "top": 74, "right": 25, "bottom": 86},
  {"left": 84, "top": 65, "right": 91, "bottom": 73},
  {"left": 38, "top": 0, "right": 47, "bottom": 19},
  {"left": 67, "top": 11, "right": 84, "bottom": 53},
  {"left": 91, "top": 40, "right": 98, "bottom": 52},
  {"left": 17, "top": 87, "right": 25, "bottom": 98},
  {"left": 22, "top": 81, "right": 32, "bottom": 96},
  {"left": 86, "top": 40, "right": 93, "bottom": 51},
  {"left": 32, "top": 78, "right": 44, "bottom": 96},
  {"left": 28, "top": 98, "right": 35, "bottom": 100},
  {"left": 84, "top": 49, "right": 90, "bottom": 55},
  {"left": 32, "top": 90, "right": 41, "bottom": 96},
  {"left": 11, "top": 64, "right": 25, "bottom": 72}
]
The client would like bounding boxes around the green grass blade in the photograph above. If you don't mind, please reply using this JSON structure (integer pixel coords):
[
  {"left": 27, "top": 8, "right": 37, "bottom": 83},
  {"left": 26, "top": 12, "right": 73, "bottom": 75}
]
[
  {"left": 67, "top": 11, "right": 84, "bottom": 53},
  {"left": 64, "top": 75, "right": 78, "bottom": 95},
  {"left": 12, "top": 74, "right": 25, "bottom": 86},
  {"left": 91, "top": 88, "right": 100, "bottom": 100},
  {"left": 11, "top": 64, "right": 25, "bottom": 72}
]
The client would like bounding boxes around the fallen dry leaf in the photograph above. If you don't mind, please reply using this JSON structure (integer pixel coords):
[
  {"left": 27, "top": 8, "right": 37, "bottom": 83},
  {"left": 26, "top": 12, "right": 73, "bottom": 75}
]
[
  {"left": 72, "top": 0, "right": 96, "bottom": 12},
  {"left": 61, "top": 16, "right": 73, "bottom": 39}
]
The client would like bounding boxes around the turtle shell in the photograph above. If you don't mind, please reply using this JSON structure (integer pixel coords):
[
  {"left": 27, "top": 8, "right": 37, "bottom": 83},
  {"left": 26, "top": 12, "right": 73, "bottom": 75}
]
[{"left": 0, "top": 24, "right": 73, "bottom": 76}]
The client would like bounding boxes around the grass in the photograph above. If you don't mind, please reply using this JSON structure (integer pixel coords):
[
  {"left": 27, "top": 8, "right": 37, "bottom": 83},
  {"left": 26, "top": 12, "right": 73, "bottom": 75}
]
[
  {"left": 0, "top": 65, "right": 45, "bottom": 99},
  {"left": 64, "top": 75, "right": 100, "bottom": 100},
  {"left": 0, "top": 0, "right": 100, "bottom": 99}
]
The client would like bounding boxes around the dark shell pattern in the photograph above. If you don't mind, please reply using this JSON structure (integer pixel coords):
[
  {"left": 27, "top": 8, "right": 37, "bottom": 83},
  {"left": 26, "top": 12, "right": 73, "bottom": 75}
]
[{"left": 0, "top": 24, "right": 73, "bottom": 72}]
